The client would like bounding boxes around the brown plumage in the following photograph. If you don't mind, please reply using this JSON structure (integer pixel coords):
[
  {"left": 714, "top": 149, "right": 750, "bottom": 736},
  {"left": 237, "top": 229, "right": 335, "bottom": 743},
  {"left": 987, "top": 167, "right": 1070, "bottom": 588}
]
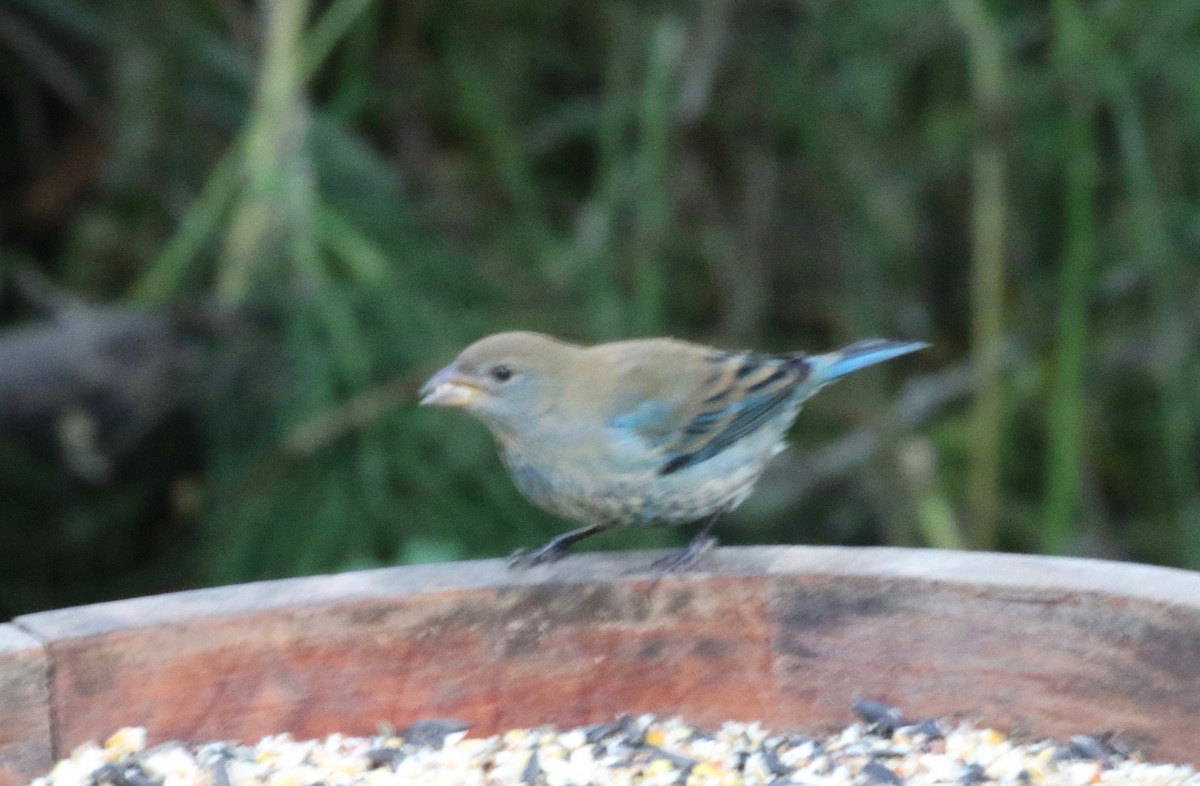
[{"left": 421, "top": 331, "right": 927, "bottom": 570}]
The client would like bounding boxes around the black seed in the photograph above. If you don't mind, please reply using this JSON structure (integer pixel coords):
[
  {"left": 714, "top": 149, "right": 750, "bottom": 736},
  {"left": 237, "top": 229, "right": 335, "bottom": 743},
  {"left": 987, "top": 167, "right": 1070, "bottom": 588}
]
[
  {"left": 782, "top": 733, "right": 814, "bottom": 749},
  {"left": 645, "top": 745, "right": 698, "bottom": 773},
  {"left": 1070, "top": 735, "right": 1111, "bottom": 760},
  {"left": 862, "top": 760, "right": 903, "bottom": 785},
  {"left": 91, "top": 764, "right": 156, "bottom": 786},
  {"left": 585, "top": 715, "right": 639, "bottom": 744},
  {"left": 1051, "top": 733, "right": 1121, "bottom": 763},
  {"left": 902, "top": 718, "right": 944, "bottom": 739},
  {"left": 402, "top": 718, "right": 470, "bottom": 748},
  {"left": 762, "top": 747, "right": 793, "bottom": 778},
  {"left": 522, "top": 749, "right": 540, "bottom": 784},
  {"left": 365, "top": 748, "right": 405, "bottom": 768},
  {"left": 853, "top": 699, "right": 904, "bottom": 735},
  {"left": 960, "top": 762, "right": 988, "bottom": 784}
]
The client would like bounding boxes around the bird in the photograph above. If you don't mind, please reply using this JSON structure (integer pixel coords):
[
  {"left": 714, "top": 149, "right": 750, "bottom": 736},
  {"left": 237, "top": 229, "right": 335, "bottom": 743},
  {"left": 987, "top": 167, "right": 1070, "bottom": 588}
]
[{"left": 419, "top": 332, "right": 928, "bottom": 571}]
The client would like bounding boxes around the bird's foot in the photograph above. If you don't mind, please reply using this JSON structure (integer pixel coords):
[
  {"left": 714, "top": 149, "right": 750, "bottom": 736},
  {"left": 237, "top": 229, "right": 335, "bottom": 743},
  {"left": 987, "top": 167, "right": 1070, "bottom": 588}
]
[
  {"left": 650, "top": 536, "right": 718, "bottom": 573},
  {"left": 506, "top": 523, "right": 607, "bottom": 570},
  {"left": 506, "top": 543, "right": 568, "bottom": 570}
]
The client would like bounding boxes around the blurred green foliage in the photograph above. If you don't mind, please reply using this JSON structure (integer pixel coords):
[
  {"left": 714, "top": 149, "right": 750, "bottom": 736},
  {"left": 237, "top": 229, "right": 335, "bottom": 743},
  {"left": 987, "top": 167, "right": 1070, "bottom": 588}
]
[{"left": 2, "top": 0, "right": 1199, "bottom": 616}]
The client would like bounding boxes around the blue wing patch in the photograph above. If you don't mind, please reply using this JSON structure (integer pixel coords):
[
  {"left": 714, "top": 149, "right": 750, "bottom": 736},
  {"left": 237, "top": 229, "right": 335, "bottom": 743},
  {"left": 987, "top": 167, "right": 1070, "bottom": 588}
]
[
  {"left": 656, "top": 354, "right": 806, "bottom": 475},
  {"left": 659, "top": 382, "right": 797, "bottom": 475}
]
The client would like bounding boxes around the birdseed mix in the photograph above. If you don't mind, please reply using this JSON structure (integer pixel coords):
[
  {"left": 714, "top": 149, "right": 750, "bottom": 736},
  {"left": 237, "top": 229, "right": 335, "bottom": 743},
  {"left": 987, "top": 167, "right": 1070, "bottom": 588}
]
[{"left": 28, "top": 706, "right": 1199, "bottom": 786}]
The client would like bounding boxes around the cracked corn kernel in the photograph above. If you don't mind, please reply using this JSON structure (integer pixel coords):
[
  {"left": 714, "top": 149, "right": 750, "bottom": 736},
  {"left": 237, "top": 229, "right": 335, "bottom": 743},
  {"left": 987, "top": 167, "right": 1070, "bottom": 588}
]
[{"left": 103, "top": 728, "right": 146, "bottom": 760}]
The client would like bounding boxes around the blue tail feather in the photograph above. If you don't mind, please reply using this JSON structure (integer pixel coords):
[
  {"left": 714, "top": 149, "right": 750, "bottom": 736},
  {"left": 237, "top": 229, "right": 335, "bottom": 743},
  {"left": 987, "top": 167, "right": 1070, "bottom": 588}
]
[{"left": 806, "top": 339, "right": 929, "bottom": 384}]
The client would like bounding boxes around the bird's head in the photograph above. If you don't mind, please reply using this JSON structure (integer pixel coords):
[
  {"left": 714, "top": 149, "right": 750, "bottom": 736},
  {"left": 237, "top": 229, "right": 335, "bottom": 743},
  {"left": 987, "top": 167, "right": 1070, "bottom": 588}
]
[{"left": 419, "top": 332, "right": 577, "bottom": 426}]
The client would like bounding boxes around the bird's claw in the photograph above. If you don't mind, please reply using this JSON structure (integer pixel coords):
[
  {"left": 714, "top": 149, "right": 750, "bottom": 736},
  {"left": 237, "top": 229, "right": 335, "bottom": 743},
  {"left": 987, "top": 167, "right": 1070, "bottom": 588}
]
[
  {"left": 506, "top": 545, "right": 567, "bottom": 570},
  {"left": 650, "top": 536, "right": 718, "bottom": 573}
]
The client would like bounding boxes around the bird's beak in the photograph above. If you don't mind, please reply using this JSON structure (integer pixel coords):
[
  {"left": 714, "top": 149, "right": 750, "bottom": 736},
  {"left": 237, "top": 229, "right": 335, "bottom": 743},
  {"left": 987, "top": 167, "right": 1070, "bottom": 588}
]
[{"left": 419, "top": 363, "right": 482, "bottom": 407}]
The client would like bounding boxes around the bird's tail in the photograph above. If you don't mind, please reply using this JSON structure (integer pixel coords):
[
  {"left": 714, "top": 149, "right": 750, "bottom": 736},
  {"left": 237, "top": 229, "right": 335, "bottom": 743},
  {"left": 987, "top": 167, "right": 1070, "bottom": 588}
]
[{"left": 798, "top": 339, "right": 929, "bottom": 385}]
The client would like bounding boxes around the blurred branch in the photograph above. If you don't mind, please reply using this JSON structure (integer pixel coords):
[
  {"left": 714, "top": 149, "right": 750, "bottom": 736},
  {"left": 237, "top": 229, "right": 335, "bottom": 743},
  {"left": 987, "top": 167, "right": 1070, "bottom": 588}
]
[
  {"left": 949, "top": 0, "right": 1007, "bottom": 550},
  {"left": 1041, "top": 0, "right": 1096, "bottom": 555},
  {"left": 631, "top": 15, "right": 684, "bottom": 334},
  {"left": 443, "top": 33, "right": 556, "bottom": 264},
  {"left": 227, "top": 374, "right": 413, "bottom": 516},
  {"left": 718, "top": 146, "right": 774, "bottom": 341},
  {"left": 280, "top": 376, "right": 411, "bottom": 459},
  {"left": 1105, "top": 60, "right": 1200, "bottom": 564},
  {"left": 674, "top": 0, "right": 731, "bottom": 124},
  {"left": 300, "top": 0, "right": 374, "bottom": 81},
  {"left": 133, "top": 0, "right": 372, "bottom": 307},
  {"left": 132, "top": 138, "right": 244, "bottom": 305},
  {"left": 767, "top": 355, "right": 988, "bottom": 500},
  {"left": 220, "top": 0, "right": 313, "bottom": 303},
  {"left": 898, "top": 437, "right": 967, "bottom": 550}
]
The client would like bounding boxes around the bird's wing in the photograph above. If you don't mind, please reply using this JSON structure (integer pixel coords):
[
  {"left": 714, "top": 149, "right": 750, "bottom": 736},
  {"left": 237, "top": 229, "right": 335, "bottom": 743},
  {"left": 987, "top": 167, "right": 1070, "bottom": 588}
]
[
  {"left": 601, "top": 344, "right": 808, "bottom": 476},
  {"left": 595, "top": 337, "right": 927, "bottom": 476}
]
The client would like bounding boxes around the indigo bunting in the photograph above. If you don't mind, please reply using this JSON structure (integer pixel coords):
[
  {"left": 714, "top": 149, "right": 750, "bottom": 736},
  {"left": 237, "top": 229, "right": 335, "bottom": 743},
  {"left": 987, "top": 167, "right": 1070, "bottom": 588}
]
[{"left": 420, "top": 332, "right": 927, "bottom": 570}]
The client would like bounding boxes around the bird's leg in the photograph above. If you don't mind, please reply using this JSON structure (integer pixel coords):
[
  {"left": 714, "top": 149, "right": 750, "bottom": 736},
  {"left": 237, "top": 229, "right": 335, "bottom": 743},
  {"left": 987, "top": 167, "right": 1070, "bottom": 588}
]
[
  {"left": 507, "top": 522, "right": 608, "bottom": 569},
  {"left": 649, "top": 510, "right": 723, "bottom": 573}
]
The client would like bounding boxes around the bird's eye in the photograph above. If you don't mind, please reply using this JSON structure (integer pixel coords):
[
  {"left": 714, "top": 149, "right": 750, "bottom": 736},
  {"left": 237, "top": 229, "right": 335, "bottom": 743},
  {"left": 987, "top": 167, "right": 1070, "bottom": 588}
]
[{"left": 489, "top": 364, "right": 513, "bottom": 383}]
